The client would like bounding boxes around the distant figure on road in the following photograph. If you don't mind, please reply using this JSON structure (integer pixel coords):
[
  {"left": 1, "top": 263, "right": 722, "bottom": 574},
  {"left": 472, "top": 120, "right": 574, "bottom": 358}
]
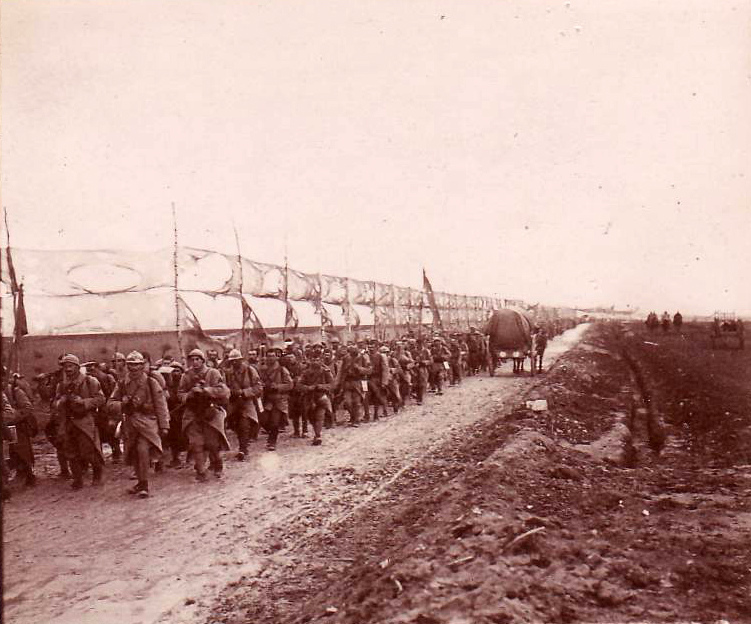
[
  {"left": 673, "top": 311, "right": 683, "bottom": 332},
  {"left": 661, "top": 311, "right": 671, "bottom": 333},
  {"left": 532, "top": 326, "right": 548, "bottom": 373}
]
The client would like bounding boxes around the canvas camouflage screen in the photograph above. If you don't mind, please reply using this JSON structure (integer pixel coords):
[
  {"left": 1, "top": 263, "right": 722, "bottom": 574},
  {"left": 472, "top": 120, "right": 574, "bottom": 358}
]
[{"left": 0, "top": 247, "right": 499, "bottom": 335}]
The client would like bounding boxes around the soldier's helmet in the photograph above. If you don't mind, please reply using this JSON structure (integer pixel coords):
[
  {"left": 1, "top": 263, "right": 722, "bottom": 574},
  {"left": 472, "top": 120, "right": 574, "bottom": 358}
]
[
  {"left": 126, "top": 351, "right": 145, "bottom": 364},
  {"left": 188, "top": 348, "right": 206, "bottom": 361},
  {"left": 61, "top": 353, "right": 81, "bottom": 366},
  {"left": 226, "top": 349, "right": 244, "bottom": 362}
]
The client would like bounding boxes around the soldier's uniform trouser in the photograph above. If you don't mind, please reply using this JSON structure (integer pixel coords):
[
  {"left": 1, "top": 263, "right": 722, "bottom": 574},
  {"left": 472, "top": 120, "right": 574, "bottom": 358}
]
[
  {"left": 7, "top": 425, "right": 34, "bottom": 484},
  {"left": 450, "top": 360, "right": 462, "bottom": 385},
  {"left": 387, "top": 380, "right": 402, "bottom": 411},
  {"left": 416, "top": 367, "right": 429, "bottom": 403},
  {"left": 46, "top": 417, "right": 71, "bottom": 475},
  {"left": 367, "top": 380, "right": 388, "bottom": 417},
  {"left": 430, "top": 364, "right": 445, "bottom": 393},
  {"left": 399, "top": 377, "right": 411, "bottom": 407},
  {"left": 343, "top": 387, "right": 364, "bottom": 425},
  {"left": 56, "top": 446, "right": 71, "bottom": 475},
  {"left": 236, "top": 417, "right": 258, "bottom": 454},
  {"left": 132, "top": 435, "right": 151, "bottom": 484},
  {"left": 168, "top": 407, "right": 186, "bottom": 462},
  {"left": 260, "top": 408, "right": 283, "bottom": 447},
  {"left": 307, "top": 400, "right": 329, "bottom": 441},
  {"left": 64, "top": 424, "right": 103, "bottom": 485},
  {"left": 290, "top": 393, "right": 307, "bottom": 436},
  {"left": 186, "top": 421, "right": 224, "bottom": 475}
]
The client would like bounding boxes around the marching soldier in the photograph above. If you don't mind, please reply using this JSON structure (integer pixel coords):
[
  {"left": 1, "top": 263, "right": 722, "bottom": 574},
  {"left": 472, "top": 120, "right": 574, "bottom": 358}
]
[
  {"left": 224, "top": 349, "right": 263, "bottom": 460},
  {"left": 367, "top": 342, "right": 390, "bottom": 420},
  {"left": 246, "top": 348, "right": 261, "bottom": 373},
  {"left": 448, "top": 337, "right": 463, "bottom": 386},
  {"left": 336, "top": 345, "right": 369, "bottom": 427},
  {"left": 163, "top": 362, "right": 188, "bottom": 467},
  {"left": 54, "top": 354, "right": 106, "bottom": 490},
  {"left": 430, "top": 337, "right": 451, "bottom": 395},
  {"left": 297, "top": 346, "right": 334, "bottom": 445},
  {"left": 85, "top": 361, "right": 120, "bottom": 462},
  {"left": 382, "top": 346, "right": 403, "bottom": 413},
  {"left": 394, "top": 342, "right": 414, "bottom": 408},
  {"left": 259, "top": 349, "right": 294, "bottom": 451},
  {"left": 42, "top": 355, "right": 72, "bottom": 478},
  {"left": 110, "top": 352, "right": 127, "bottom": 383},
  {"left": 178, "top": 349, "right": 231, "bottom": 481},
  {"left": 108, "top": 351, "right": 169, "bottom": 497},
  {"left": 4, "top": 370, "right": 37, "bottom": 487},
  {"left": 284, "top": 353, "right": 307, "bottom": 438},
  {"left": 412, "top": 339, "right": 432, "bottom": 405}
]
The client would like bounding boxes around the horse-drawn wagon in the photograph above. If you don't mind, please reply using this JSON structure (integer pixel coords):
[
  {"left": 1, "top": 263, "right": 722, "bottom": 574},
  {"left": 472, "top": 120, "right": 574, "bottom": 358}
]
[{"left": 484, "top": 309, "right": 543, "bottom": 376}]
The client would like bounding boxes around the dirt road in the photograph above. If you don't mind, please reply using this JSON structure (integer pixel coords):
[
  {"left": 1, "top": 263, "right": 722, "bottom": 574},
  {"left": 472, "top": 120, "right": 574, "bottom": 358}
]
[{"left": 2, "top": 326, "right": 586, "bottom": 624}]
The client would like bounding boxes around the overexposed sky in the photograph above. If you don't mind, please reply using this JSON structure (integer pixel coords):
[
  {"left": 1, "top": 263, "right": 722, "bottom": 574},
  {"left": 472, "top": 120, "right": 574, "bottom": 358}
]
[{"left": 2, "top": 0, "right": 750, "bottom": 316}]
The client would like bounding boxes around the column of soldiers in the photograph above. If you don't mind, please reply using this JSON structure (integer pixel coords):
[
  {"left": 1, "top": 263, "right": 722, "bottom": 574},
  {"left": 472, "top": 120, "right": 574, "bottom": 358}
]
[{"left": 2, "top": 328, "right": 495, "bottom": 500}]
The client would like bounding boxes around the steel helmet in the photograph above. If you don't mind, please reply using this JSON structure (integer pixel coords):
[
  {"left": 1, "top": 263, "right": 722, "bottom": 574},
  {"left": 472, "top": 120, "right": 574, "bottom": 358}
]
[
  {"left": 188, "top": 349, "right": 206, "bottom": 361},
  {"left": 226, "top": 349, "right": 243, "bottom": 361},
  {"left": 126, "top": 351, "right": 145, "bottom": 364}
]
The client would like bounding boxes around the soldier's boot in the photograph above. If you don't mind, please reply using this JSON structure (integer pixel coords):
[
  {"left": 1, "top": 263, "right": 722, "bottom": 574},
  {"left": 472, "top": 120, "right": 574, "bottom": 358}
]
[
  {"left": 128, "top": 480, "right": 149, "bottom": 497},
  {"left": 292, "top": 417, "right": 301, "bottom": 438},
  {"left": 237, "top": 432, "right": 248, "bottom": 461}
]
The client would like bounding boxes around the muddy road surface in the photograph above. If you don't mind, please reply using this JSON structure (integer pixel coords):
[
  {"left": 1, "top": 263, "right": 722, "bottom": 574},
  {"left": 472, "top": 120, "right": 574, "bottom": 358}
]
[{"left": 2, "top": 326, "right": 587, "bottom": 624}]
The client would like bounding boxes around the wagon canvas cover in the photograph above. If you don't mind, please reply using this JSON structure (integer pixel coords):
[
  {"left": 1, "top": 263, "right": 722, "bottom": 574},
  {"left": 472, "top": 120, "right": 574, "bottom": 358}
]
[{"left": 484, "top": 309, "right": 533, "bottom": 350}]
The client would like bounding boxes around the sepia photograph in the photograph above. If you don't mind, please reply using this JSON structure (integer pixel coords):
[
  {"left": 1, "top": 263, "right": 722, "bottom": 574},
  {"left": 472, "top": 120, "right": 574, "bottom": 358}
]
[{"left": 1, "top": 1, "right": 749, "bottom": 622}]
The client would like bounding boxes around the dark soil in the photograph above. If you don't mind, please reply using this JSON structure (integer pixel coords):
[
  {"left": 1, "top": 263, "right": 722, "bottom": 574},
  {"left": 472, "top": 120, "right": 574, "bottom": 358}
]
[{"left": 206, "top": 322, "right": 751, "bottom": 624}]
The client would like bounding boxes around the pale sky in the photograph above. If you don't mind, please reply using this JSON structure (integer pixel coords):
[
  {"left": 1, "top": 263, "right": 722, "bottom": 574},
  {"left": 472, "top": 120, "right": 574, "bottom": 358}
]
[{"left": 2, "top": 0, "right": 750, "bottom": 318}]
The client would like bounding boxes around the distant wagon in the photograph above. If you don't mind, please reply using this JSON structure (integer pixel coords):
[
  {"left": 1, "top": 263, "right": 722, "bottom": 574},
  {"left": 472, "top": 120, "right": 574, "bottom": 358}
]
[
  {"left": 484, "top": 309, "right": 538, "bottom": 376},
  {"left": 711, "top": 312, "right": 745, "bottom": 350}
]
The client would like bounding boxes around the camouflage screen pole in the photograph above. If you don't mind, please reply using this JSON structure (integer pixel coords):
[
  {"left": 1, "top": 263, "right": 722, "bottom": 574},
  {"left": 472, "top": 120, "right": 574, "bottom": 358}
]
[{"left": 171, "top": 203, "right": 183, "bottom": 358}]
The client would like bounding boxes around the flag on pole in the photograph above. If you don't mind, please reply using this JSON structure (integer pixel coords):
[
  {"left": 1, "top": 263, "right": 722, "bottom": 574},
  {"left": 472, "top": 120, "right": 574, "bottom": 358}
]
[
  {"left": 422, "top": 269, "right": 442, "bottom": 331},
  {"left": 285, "top": 300, "right": 299, "bottom": 330},
  {"left": 14, "top": 283, "right": 28, "bottom": 337},
  {"left": 241, "top": 294, "right": 267, "bottom": 344},
  {"left": 176, "top": 295, "right": 224, "bottom": 355}
]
